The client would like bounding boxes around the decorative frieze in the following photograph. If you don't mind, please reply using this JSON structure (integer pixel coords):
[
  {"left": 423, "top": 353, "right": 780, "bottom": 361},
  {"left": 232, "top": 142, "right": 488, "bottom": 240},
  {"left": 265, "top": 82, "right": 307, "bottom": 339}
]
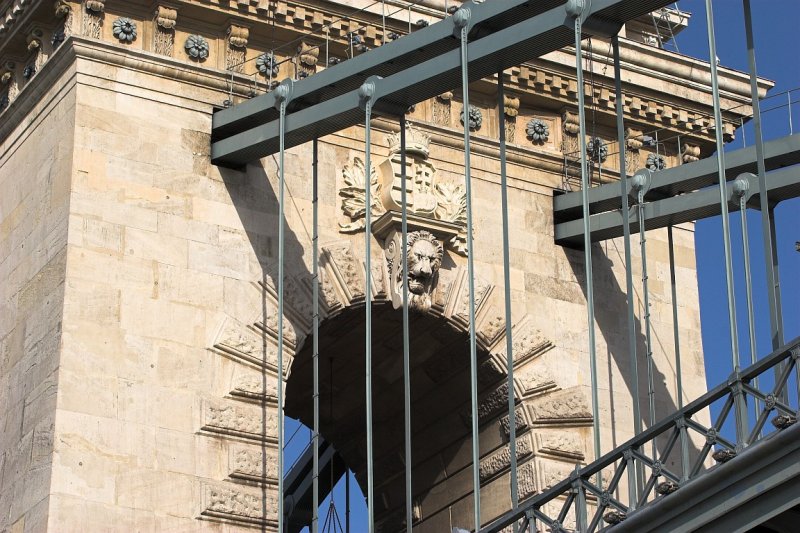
[
  {"left": 496, "top": 318, "right": 553, "bottom": 367},
  {"left": 213, "top": 317, "right": 290, "bottom": 376},
  {"left": 226, "top": 24, "right": 249, "bottom": 72},
  {"left": 321, "top": 242, "right": 366, "bottom": 304},
  {"left": 479, "top": 435, "right": 533, "bottom": 482},
  {"left": 535, "top": 432, "right": 584, "bottom": 460},
  {"left": 515, "top": 364, "right": 557, "bottom": 397},
  {"left": 517, "top": 460, "right": 538, "bottom": 499},
  {"left": 201, "top": 484, "right": 278, "bottom": 527},
  {"left": 201, "top": 400, "right": 278, "bottom": 443},
  {"left": 229, "top": 445, "right": 279, "bottom": 482},
  {"left": 530, "top": 387, "right": 592, "bottom": 426},
  {"left": 153, "top": 5, "right": 177, "bottom": 56}
]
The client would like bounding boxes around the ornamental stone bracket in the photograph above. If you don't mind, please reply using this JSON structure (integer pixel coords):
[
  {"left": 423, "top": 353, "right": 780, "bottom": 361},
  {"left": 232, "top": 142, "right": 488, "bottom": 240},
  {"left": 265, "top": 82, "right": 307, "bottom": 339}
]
[{"left": 338, "top": 122, "right": 468, "bottom": 255}]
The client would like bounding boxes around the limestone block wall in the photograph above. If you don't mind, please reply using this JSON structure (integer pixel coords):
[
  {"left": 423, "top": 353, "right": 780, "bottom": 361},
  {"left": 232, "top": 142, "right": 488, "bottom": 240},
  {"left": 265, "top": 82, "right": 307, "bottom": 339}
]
[
  {"left": 0, "top": 63, "right": 76, "bottom": 531},
  {"left": 0, "top": 20, "right": 728, "bottom": 533}
]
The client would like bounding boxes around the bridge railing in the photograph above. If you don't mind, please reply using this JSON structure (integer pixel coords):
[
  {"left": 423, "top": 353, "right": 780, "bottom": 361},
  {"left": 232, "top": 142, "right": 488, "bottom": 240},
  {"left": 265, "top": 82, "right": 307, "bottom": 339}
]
[{"left": 483, "top": 336, "right": 800, "bottom": 533}]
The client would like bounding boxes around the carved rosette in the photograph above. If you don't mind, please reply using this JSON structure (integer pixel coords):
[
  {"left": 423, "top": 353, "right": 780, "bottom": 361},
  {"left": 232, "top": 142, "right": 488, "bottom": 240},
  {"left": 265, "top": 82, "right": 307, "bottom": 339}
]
[
  {"left": 646, "top": 152, "right": 667, "bottom": 171},
  {"left": 433, "top": 91, "right": 452, "bottom": 126},
  {"left": 460, "top": 104, "right": 483, "bottom": 131},
  {"left": 226, "top": 24, "right": 249, "bottom": 72},
  {"left": 503, "top": 94, "right": 519, "bottom": 142},
  {"left": 526, "top": 118, "right": 549, "bottom": 144},
  {"left": 185, "top": 34, "right": 209, "bottom": 61},
  {"left": 82, "top": 0, "right": 105, "bottom": 39},
  {"left": 153, "top": 5, "right": 177, "bottom": 56}
]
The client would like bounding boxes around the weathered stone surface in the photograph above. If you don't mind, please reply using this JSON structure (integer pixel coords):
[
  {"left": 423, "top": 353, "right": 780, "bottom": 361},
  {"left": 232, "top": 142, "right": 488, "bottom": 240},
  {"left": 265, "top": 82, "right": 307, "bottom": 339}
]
[
  {"left": 479, "top": 435, "right": 534, "bottom": 482},
  {"left": 531, "top": 387, "right": 592, "bottom": 425},
  {"left": 201, "top": 400, "right": 278, "bottom": 443},
  {"left": 535, "top": 432, "right": 584, "bottom": 460},
  {"left": 201, "top": 483, "right": 279, "bottom": 526},
  {"left": 229, "top": 445, "right": 279, "bottom": 482}
]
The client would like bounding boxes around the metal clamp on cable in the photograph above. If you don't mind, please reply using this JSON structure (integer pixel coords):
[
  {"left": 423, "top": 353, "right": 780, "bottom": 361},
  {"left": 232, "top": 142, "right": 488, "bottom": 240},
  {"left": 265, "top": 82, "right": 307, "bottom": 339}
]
[{"left": 273, "top": 79, "right": 294, "bottom": 110}]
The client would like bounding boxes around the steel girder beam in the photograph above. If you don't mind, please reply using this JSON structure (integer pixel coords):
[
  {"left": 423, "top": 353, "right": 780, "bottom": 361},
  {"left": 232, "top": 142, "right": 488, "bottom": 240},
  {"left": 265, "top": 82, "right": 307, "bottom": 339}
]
[
  {"left": 211, "top": 0, "right": 675, "bottom": 167},
  {"left": 554, "top": 133, "right": 800, "bottom": 222},
  {"left": 610, "top": 421, "right": 800, "bottom": 533},
  {"left": 554, "top": 136, "right": 800, "bottom": 247}
]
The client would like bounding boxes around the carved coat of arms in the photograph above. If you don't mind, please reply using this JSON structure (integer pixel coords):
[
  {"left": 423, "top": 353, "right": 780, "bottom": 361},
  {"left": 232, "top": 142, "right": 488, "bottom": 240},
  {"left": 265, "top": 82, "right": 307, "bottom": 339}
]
[{"left": 338, "top": 123, "right": 469, "bottom": 311}]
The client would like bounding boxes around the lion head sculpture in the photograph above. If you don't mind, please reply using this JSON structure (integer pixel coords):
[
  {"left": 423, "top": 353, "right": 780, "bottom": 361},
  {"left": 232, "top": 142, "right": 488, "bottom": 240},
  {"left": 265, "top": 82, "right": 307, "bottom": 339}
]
[{"left": 404, "top": 231, "right": 444, "bottom": 312}]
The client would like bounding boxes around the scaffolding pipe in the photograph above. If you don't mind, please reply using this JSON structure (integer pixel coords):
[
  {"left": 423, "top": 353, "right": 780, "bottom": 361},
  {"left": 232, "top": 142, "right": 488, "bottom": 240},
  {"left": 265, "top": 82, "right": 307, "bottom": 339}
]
[
  {"left": 400, "top": 115, "right": 413, "bottom": 533},
  {"left": 705, "top": 0, "right": 741, "bottom": 371},
  {"left": 612, "top": 35, "right": 642, "bottom": 436},
  {"left": 569, "top": 0, "right": 602, "bottom": 474},
  {"left": 742, "top": 0, "right": 784, "bottom": 351},
  {"left": 276, "top": 83, "right": 288, "bottom": 533},
  {"left": 455, "top": 6, "right": 481, "bottom": 530},
  {"left": 360, "top": 79, "right": 376, "bottom": 533},
  {"left": 312, "top": 137, "right": 320, "bottom": 533},
  {"left": 497, "top": 70, "right": 519, "bottom": 521},
  {"left": 667, "top": 226, "right": 683, "bottom": 409}
]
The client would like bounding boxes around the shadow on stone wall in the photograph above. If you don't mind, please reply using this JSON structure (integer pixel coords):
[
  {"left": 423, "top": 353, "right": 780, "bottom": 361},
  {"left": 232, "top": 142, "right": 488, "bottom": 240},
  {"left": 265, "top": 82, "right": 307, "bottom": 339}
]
[{"left": 565, "top": 243, "right": 703, "bottom": 465}]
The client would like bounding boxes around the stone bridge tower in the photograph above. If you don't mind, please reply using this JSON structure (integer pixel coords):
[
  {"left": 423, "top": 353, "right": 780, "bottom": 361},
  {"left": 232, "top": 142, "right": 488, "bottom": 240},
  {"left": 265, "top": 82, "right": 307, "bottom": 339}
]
[{"left": 0, "top": 1, "right": 768, "bottom": 531}]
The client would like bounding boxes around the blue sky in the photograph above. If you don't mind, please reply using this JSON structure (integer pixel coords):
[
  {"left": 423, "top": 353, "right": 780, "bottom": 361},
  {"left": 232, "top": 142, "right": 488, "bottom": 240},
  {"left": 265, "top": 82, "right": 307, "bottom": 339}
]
[
  {"left": 286, "top": 2, "right": 800, "bottom": 529},
  {"left": 674, "top": 0, "right": 799, "bottom": 390}
]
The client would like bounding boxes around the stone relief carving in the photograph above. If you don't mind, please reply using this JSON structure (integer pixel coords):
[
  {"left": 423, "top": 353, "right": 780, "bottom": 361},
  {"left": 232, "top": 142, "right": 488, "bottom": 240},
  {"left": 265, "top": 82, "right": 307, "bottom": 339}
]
[
  {"left": 226, "top": 24, "right": 249, "bottom": 72},
  {"left": 625, "top": 127, "right": 643, "bottom": 171},
  {"left": 433, "top": 91, "right": 452, "bottom": 126},
  {"left": 531, "top": 387, "right": 592, "bottom": 425},
  {"left": 54, "top": 0, "right": 73, "bottom": 42},
  {"left": 230, "top": 446, "right": 279, "bottom": 481},
  {"left": 587, "top": 137, "right": 608, "bottom": 164},
  {"left": 82, "top": 0, "right": 104, "bottom": 39},
  {"left": 384, "top": 230, "right": 443, "bottom": 313},
  {"left": 184, "top": 34, "right": 209, "bottom": 61},
  {"left": 112, "top": 17, "right": 136, "bottom": 43},
  {"left": 296, "top": 41, "right": 319, "bottom": 77},
  {"left": 256, "top": 52, "right": 279, "bottom": 79},
  {"left": 526, "top": 118, "right": 549, "bottom": 144},
  {"left": 460, "top": 104, "right": 483, "bottom": 131},
  {"left": 202, "top": 400, "right": 278, "bottom": 443},
  {"left": 682, "top": 142, "right": 700, "bottom": 163},
  {"left": 201, "top": 484, "right": 278, "bottom": 526},
  {"left": 646, "top": 152, "right": 667, "bottom": 171},
  {"left": 339, "top": 123, "right": 468, "bottom": 254},
  {"left": 153, "top": 5, "right": 177, "bottom": 56},
  {"left": 503, "top": 94, "right": 519, "bottom": 142},
  {"left": 561, "top": 108, "right": 580, "bottom": 155},
  {"left": 479, "top": 435, "right": 533, "bottom": 482},
  {"left": 339, "top": 157, "right": 384, "bottom": 233}
]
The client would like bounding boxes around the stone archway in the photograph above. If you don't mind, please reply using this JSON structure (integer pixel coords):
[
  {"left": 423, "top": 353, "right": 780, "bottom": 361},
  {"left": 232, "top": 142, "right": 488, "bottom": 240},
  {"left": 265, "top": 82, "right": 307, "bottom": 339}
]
[{"left": 198, "top": 238, "right": 593, "bottom": 531}]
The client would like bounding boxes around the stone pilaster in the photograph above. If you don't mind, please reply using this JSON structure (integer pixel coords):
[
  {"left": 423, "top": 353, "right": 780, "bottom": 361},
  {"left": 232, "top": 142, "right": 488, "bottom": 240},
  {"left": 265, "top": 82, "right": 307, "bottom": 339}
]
[{"left": 153, "top": 5, "right": 177, "bottom": 56}]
